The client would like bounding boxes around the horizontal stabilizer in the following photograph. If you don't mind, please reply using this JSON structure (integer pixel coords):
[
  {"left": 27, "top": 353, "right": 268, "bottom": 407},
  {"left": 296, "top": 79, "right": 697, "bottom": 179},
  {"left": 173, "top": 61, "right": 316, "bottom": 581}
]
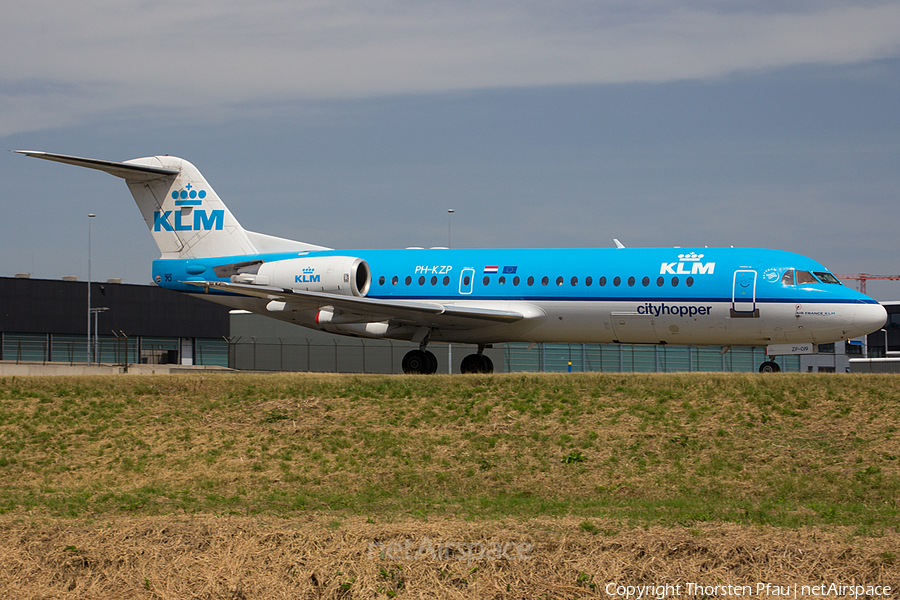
[{"left": 14, "top": 151, "right": 179, "bottom": 181}]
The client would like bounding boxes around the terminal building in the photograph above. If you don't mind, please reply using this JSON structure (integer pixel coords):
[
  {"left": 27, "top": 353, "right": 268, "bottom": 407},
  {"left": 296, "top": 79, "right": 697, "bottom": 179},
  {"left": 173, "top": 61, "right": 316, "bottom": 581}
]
[{"left": 1, "top": 275, "right": 892, "bottom": 374}]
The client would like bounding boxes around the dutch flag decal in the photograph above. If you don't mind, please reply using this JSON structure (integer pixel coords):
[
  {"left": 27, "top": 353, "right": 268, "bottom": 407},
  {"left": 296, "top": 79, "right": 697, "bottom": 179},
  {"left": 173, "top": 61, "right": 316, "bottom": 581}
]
[{"left": 483, "top": 266, "right": 499, "bottom": 274}]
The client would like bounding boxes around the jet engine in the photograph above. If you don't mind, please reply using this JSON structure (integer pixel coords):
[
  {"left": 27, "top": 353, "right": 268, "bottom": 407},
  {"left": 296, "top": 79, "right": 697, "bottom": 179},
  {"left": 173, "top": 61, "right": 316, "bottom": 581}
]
[{"left": 224, "top": 256, "right": 370, "bottom": 297}]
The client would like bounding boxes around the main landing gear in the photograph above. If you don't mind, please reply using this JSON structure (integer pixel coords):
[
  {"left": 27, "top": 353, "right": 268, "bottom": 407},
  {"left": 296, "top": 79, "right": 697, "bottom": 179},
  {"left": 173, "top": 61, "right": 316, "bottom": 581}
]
[
  {"left": 459, "top": 346, "right": 493, "bottom": 374},
  {"left": 401, "top": 343, "right": 495, "bottom": 374},
  {"left": 759, "top": 360, "right": 781, "bottom": 373}
]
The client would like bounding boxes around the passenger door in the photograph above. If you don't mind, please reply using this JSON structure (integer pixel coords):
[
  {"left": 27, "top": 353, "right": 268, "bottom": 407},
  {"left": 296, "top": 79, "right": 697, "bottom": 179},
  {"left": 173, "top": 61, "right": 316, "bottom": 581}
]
[{"left": 732, "top": 270, "right": 758, "bottom": 317}]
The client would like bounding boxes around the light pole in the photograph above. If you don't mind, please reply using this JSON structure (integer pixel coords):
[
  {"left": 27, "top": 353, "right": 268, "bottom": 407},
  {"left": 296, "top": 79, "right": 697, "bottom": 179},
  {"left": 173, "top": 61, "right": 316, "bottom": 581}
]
[
  {"left": 447, "top": 209, "right": 454, "bottom": 249},
  {"left": 447, "top": 209, "right": 454, "bottom": 374},
  {"left": 87, "top": 213, "right": 96, "bottom": 365}
]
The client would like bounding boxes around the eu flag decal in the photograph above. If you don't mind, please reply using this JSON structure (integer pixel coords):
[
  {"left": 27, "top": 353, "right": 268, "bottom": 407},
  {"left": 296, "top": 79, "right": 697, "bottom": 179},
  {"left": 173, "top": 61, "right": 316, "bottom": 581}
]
[{"left": 502, "top": 266, "right": 518, "bottom": 274}]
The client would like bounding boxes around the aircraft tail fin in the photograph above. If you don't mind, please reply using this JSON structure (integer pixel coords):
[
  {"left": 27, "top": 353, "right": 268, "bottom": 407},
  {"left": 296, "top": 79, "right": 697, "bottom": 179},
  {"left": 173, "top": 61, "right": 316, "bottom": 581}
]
[{"left": 15, "top": 151, "right": 259, "bottom": 259}]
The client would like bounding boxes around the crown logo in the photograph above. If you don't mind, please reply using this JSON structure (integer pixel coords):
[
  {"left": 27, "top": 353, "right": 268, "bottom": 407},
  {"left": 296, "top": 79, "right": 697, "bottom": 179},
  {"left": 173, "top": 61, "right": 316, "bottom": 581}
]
[
  {"left": 172, "top": 183, "right": 207, "bottom": 204},
  {"left": 678, "top": 252, "right": 704, "bottom": 261},
  {"left": 303, "top": 267, "right": 315, "bottom": 274}
]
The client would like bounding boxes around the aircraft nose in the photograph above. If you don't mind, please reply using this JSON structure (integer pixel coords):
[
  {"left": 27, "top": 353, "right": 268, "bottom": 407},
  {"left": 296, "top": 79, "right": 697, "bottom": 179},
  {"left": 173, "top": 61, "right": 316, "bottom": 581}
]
[{"left": 853, "top": 302, "right": 887, "bottom": 336}]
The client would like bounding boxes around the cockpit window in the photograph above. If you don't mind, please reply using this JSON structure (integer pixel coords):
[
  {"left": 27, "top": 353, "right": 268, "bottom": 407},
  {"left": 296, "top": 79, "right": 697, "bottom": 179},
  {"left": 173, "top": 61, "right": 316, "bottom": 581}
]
[
  {"left": 814, "top": 272, "right": 842, "bottom": 284},
  {"left": 781, "top": 269, "right": 795, "bottom": 285},
  {"left": 796, "top": 271, "right": 818, "bottom": 284}
]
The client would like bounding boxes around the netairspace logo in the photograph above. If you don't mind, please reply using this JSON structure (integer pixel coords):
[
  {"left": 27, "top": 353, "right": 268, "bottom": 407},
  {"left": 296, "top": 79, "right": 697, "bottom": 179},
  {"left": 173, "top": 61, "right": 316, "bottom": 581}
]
[
  {"left": 604, "top": 582, "right": 893, "bottom": 598},
  {"left": 367, "top": 537, "right": 532, "bottom": 565}
]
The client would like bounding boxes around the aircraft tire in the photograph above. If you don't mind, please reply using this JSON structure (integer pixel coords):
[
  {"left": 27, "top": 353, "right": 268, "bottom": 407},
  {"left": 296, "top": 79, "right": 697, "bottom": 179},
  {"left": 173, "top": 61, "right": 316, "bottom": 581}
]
[
  {"left": 425, "top": 350, "right": 438, "bottom": 374},
  {"left": 402, "top": 350, "right": 430, "bottom": 374},
  {"left": 480, "top": 355, "right": 494, "bottom": 374},
  {"left": 460, "top": 354, "right": 484, "bottom": 374},
  {"left": 759, "top": 361, "right": 781, "bottom": 373}
]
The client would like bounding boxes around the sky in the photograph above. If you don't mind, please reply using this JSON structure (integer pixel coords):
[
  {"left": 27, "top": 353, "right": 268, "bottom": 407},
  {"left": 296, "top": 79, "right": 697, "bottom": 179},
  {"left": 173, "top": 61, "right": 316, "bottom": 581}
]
[{"left": 2, "top": 1, "right": 900, "bottom": 299}]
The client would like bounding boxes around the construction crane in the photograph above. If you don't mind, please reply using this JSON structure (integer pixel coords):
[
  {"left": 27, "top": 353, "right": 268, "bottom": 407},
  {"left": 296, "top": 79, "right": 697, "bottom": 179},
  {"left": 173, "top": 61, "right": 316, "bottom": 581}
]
[{"left": 834, "top": 273, "right": 900, "bottom": 295}]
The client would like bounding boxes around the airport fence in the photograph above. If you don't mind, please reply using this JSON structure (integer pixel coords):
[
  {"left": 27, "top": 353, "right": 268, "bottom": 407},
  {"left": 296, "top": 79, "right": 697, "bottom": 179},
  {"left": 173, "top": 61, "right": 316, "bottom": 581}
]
[{"left": 225, "top": 338, "right": 799, "bottom": 373}]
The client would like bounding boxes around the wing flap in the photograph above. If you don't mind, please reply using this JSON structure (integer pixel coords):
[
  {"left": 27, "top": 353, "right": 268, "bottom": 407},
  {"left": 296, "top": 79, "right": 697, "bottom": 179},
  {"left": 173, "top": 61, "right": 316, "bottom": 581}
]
[{"left": 185, "top": 280, "right": 527, "bottom": 327}]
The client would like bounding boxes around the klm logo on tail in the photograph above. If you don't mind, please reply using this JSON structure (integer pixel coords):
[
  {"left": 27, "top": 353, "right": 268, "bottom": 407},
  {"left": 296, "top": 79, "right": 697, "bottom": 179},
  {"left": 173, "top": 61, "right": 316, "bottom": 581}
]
[{"left": 154, "top": 185, "right": 223, "bottom": 232}]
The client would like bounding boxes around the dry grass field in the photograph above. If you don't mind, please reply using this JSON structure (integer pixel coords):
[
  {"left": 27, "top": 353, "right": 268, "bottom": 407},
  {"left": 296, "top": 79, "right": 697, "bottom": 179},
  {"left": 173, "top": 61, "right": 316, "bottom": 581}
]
[{"left": 0, "top": 373, "right": 897, "bottom": 598}]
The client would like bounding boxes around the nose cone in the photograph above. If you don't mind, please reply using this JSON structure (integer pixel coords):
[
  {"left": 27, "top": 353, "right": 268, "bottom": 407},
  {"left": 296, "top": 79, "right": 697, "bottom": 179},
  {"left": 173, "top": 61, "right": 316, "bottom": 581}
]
[{"left": 854, "top": 302, "right": 887, "bottom": 337}]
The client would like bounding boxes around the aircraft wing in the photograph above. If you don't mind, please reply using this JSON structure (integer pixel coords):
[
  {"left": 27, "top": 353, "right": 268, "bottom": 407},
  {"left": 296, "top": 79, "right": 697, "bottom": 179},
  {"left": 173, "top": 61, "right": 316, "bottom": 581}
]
[{"left": 185, "top": 280, "right": 528, "bottom": 328}]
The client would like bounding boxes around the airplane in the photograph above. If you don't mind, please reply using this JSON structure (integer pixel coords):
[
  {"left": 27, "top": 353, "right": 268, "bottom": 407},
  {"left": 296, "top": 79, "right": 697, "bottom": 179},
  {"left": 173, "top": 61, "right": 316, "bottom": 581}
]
[{"left": 15, "top": 151, "right": 887, "bottom": 374}]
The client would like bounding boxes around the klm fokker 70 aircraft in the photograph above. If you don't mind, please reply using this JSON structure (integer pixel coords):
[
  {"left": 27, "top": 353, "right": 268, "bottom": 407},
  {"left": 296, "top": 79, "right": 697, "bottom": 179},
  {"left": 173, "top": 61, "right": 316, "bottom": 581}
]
[{"left": 16, "top": 151, "right": 887, "bottom": 373}]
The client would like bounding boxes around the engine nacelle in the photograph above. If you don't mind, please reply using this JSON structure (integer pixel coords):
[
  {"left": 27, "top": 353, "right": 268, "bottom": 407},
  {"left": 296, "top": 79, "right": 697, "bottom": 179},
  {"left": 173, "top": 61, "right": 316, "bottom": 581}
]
[{"left": 237, "top": 256, "right": 370, "bottom": 296}]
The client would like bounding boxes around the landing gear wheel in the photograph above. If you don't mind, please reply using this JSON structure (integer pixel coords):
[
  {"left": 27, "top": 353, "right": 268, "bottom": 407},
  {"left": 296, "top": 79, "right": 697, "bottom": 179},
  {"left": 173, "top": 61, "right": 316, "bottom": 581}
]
[
  {"left": 460, "top": 354, "right": 484, "bottom": 374},
  {"left": 759, "top": 361, "right": 781, "bottom": 373},
  {"left": 402, "top": 350, "right": 428, "bottom": 374},
  {"left": 403, "top": 349, "right": 440, "bottom": 374},
  {"left": 424, "top": 350, "right": 438, "bottom": 374},
  {"left": 460, "top": 354, "right": 494, "bottom": 374}
]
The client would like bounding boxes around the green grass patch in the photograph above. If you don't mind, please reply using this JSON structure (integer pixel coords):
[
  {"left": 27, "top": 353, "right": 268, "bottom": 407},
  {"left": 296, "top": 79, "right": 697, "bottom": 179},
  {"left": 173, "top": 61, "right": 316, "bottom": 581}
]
[{"left": 0, "top": 373, "right": 898, "bottom": 534}]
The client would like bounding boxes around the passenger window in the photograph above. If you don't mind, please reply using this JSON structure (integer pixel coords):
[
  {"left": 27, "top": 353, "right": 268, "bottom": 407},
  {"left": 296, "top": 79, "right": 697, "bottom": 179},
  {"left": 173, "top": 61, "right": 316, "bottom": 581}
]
[
  {"left": 431, "top": 276, "right": 437, "bottom": 285},
  {"left": 556, "top": 276, "right": 564, "bottom": 286},
  {"left": 542, "top": 276, "right": 549, "bottom": 286},
  {"left": 570, "top": 276, "right": 577, "bottom": 286},
  {"left": 483, "top": 276, "right": 490, "bottom": 286},
  {"left": 463, "top": 275, "right": 470, "bottom": 286},
  {"left": 671, "top": 277, "right": 679, "bottom": 287},
  {"left": 405, "top": 276, "right": 412, "bottom": 285},
  {"left": 513, "top": 276, "right": 520, "bottom": 286},
  {"left": 781, "top": 270, "right": 795, "bottom": 286},
  {"left": 378, "top": 276, "right": 385, "bottom": 285},
  {"left": 686, "top": 277, "right": 694, "bottom": 287},
  {"left": 796, "top": 271, "right": 818, "bottom": 284},
  {"left": 585, "top": 276, "right": 592, "bottom": 286},
  {"left": 443, "top": 276, "right": 449, "bottom": 285},
  {"left": 392, "top": 275, "right": 398, "bottom": 285},
  {"left": 499, "top": 276, "right": 506, "bottom": 285},
  {"left": 628, "top": 277, "right": 635, "bottom": 287},
  {"left": 613, "top": 277, "right": 621, "bottom": 287},
  {"left": 599, "top": 277, "right": 607, "bottom": 286},
  {"left": 657, "top": 277, "right": 664, "bottom": 287},
  {"left": 642, "top": 276, "right": 649, "bottom": 287},
  {"left": 527, "top": 276, "right": 534, "bottom": 286},
  {"left": 419, "top": 276, "right": 426, "bottom": 285}
]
